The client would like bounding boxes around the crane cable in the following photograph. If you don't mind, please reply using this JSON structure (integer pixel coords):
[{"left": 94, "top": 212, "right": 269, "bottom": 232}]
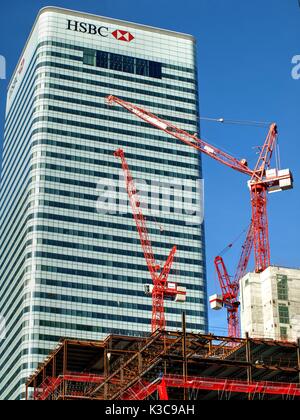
[
  {"left": 199, "top": 117, "right": 272, "bottom": 127},
  {"left": 218, "top": 223, "right": 252, "bottom": 257}
]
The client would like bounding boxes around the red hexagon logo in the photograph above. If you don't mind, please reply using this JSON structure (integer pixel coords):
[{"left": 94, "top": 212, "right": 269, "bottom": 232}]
[{"left": 112, "top": 30, "right": 134, "bottom": 42}]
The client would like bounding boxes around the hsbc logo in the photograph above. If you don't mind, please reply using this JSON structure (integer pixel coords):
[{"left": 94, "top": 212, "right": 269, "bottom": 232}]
[
  {"left": 112, "top": 30, "right": 134, "bottom": 42},
  {"left": 67, "top": 20, "right": 134, "bottom": 43}
]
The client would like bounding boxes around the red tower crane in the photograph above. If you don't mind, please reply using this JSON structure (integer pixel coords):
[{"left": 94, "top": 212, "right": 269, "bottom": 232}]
[
  {"left": 107, "top": 95, "right": 293, "bottom": 337},
  {"left": 114, "top": 149, "right": 186, "bottom": 334},
  {"left": 210, "top": 223, "right": 254, "bottom": 337},
  {"left": 106, "top": 95, "right": 293, "bottom": 274}
]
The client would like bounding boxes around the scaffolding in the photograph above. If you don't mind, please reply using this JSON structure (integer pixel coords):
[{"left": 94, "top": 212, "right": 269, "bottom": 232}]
[{"left": 26, "top": 328, "right": 300, "bottom": 401}]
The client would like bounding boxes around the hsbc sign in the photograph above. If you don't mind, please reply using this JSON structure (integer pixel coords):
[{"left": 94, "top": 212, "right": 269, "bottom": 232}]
[
  {"left": 67, "top": 20, "right": 135, "bottom": 43},
  {"left": 112, "top": 30, "right": 134, "bottom": 42}
]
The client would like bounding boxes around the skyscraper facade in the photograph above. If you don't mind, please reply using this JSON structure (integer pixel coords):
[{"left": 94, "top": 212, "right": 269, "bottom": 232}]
[{"left": 0, "top": 7, "right": 207, "bottom": 399}]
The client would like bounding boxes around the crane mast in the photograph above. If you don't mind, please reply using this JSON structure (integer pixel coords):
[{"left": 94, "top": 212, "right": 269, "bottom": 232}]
[{"left": 114, "top": 149, "right": 186, "bottom": 333}]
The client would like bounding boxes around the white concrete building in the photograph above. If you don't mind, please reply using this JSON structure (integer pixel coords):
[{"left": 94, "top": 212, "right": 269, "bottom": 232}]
[{"left": 240, "top": 266, "right": 300, "bottom": 342}]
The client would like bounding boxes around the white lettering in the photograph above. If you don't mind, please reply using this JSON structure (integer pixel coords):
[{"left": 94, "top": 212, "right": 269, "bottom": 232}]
[
  {"left": 292, "top": 55, "right": 300, "bottom": 80},
  {"left": 105, "top": 405, "right": 139, "bottom": 418}
]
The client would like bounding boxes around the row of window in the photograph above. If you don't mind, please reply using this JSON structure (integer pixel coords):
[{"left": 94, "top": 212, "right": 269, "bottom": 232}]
[
  {"left": 38, "top": 49, "right": 82, "bottom": 62},
  {"left": 28, "top": 237, "right": 201, "bottom": 267},
  {"left": 31, "top": 124, "right": 197, "bottom": 160},
  {"left": 26, "top": 300, "right": 204, "bottom": 326},
  {"left": 36, "top": 92, "right": 196, "bottom": 125},
  {"left": 38, "top": 40, "right": 197, "bottom": 75},
  {"left": 32, "top": 124, "right": 198, "bottom": 175},
  {"left": 36, "top": 64, "right": 198, "bottom": 117},
  {"left": 32, "top": 151, "right": 198, "bottom": 183},
  {"left": 38, "top": 73, "right": 196, "bottom": 105},
  {"left": 38, "top": 318, "right": 201, "bottom": 334},
  {"left": 28, "top": 248, "right": 202, "bottom": 280},
  {"left": 32, "top": 137, "right": 198, "bottom": 174},
  {"left": 34, "top": 278, "right": 205, "bottom": 304},
  {"left": 35, "top": 264, "right": 204, "bottom": 291},
  {"left": 4, "top": 39, "right": 195, "bottom": 134},
  {"left": 39, "top": 185, "right": 198, "bottom": 216},
  {"left": 36, "top": 61, "right": 198, "bottom": 115},
  {"left": 28, "top": 224, "right": 202, "bottom": 253},
  {"left": 83, "top": 49, "right": 162, "bottom": 79},
  {"left": 44, "top": 103, "right": 198, "bottom": 153},
  {"left": 34, "top": 197, "right": 202, "bottom": 232},
  {"left": 25, "top": 288, "right": 204, "bottom": 316},
  {"left": 28, "top": 211, "right": 202, "bottom": 242},
  {"left": 29, "top": 303, "right": 153, "bottom": 326},
  {"left": 36, "top": 61, "right": 197, "bottom": 105},
  {"left": 42, "top": 146, "right": 199, "bottom": 180}
]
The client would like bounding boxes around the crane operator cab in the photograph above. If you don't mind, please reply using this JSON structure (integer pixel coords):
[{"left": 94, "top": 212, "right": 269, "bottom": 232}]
[{"left": 145, "top": 283, "right": 187, "bottom": 303}]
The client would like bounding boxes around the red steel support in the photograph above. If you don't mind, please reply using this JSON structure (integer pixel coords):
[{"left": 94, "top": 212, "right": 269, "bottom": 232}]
[
  {"left": 114, "top": 148, "right": 181, "bottom": 333},
  {"left": 251, "top": 184, "right": 270, "bottom": 273}
]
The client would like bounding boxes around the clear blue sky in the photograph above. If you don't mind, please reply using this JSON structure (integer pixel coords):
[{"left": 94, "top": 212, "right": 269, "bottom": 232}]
[{"left": 0, "top": 0, "right": 299, "bottom": 335}]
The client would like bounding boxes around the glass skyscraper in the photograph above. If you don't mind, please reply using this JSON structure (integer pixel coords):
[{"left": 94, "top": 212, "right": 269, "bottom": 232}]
[{"left": 0, "top": 7, "right": 207, "bottom": 400}]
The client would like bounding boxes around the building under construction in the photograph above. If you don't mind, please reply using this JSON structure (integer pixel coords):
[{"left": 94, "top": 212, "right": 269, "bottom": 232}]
[{"left": 26, "top": 323, "right": 300, "bottom": 401}]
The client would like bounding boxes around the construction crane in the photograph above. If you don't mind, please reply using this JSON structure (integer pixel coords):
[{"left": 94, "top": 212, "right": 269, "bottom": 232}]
[
  {"left": 114, "top": 149, "right": 186, "bottom": 334},
  {"left": 106, "top": 95, "right": 293, "bottom": 274},
  {"left": 106, "top": 95, "right": 293, "bottom": 337},
  {"left": 210, "top": 223, "right": 254, "bottom": 337}
]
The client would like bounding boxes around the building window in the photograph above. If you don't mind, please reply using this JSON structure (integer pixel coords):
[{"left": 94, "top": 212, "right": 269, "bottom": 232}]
[
  {"left": 123, "top": 56, "right": 135, "bottom": 74},
  {"left": 136, "top": 58, "right": 149, "bottom": 76},
  {"left": 277, "top": 274, "right": 288, "bottom": 301},
  {"left": 83, "top": 48, "right": 162, "bottom": 79},
  {"left": 278, "top": 304, "right": 290, "bottom": 325},
  {"left": 280, "top": 327, "right": 288, "bottom": 340},
  {"left": 96, "top": 51, "right": 108, "bottom": 68},
  {"left": 83, "top": 49, "right": 96, "bottom": 66},
  {"left": 110, "top": 53, "right": 123, "bottom": 72},
  {"left": 149, "top": 61, "right": 162, "bottom": 78}
]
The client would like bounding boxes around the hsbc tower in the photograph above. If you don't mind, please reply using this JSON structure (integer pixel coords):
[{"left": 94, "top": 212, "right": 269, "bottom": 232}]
[{"left": 0, "top": 7, "right": 207, "bottom": 399}]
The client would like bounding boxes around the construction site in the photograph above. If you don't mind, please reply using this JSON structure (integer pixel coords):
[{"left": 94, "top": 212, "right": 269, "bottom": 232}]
[
  {"left": 24, "top": 94, "right": 299, "bottom": 401},
  {"left": 0, "top": 2, "right": 298, "bottom": 402},
  {"left": 26, "top": 324, "right": 300, "bottom": 401}
]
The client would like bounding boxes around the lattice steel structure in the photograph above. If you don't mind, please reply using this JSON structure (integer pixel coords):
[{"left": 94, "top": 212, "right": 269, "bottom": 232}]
[{"left": 26, "top": 325, "right": 300, "bottom": 400}]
